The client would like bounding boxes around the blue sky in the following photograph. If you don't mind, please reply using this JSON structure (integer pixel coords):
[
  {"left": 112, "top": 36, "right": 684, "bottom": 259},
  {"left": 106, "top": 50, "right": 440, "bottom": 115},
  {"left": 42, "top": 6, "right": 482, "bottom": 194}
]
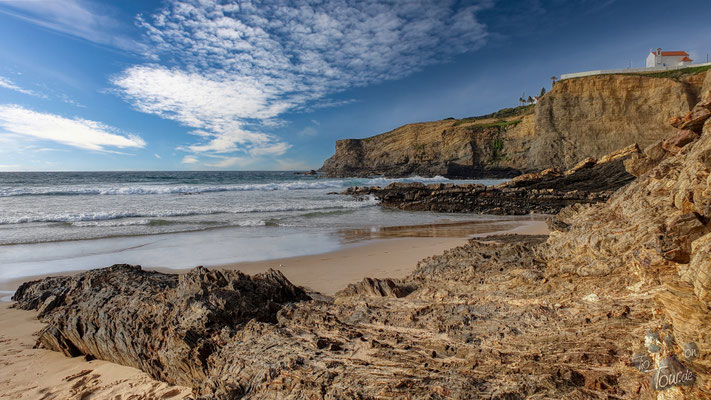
[{"left": 0, "top": 0, "right": 709, "bottom": 171}]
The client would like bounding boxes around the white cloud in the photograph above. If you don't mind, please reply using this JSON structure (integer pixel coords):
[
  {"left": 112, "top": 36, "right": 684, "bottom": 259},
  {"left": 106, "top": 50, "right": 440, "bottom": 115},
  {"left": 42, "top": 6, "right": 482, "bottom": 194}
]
[
  {"left": 112, "top": 66, "right": 291, "bottom": 157},
  {"left": 298, "top": 126, "right": 318, "bottom": 138},
  {"left": 203, "top": 156, "right": 252, "bottom": 168},
  {"left": 311, "top": 120, "right": 320, "bottom": 126},
  {"left": 0, "top": 105, "right": 145, "bottom": 152},
  {"left": 0, "top": 76, "right": 46, "bottom": 98},
  {"left": 112, "top": 0, "right": 491, "bottom": 167},
  {"left": 181, "top": 155, "right": 199, "bottom": 164},
  {"left": 0, "top": 0, "right": 141, "bottom": 51},
  {"left": 154, "top": 153, "right": 161, "bottom": 159}
]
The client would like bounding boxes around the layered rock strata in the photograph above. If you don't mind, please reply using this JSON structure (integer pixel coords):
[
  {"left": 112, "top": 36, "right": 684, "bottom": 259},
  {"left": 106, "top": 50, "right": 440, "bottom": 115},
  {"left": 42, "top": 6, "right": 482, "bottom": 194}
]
[
  {"left": 17, "top": 235, "right": 655, "bottom": 399},
  {"left": 321, "top": 70, "right": 711, "bottom": 178},
  {"left": 12, "top": 265, "right": 310, "bottom": 393}
]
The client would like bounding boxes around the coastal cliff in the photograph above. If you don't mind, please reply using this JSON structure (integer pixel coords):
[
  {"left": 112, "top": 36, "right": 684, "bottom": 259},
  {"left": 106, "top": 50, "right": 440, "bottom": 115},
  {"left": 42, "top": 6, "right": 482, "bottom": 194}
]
[{"left": 321, "top": 69, "right": 711, "bottom": 178}]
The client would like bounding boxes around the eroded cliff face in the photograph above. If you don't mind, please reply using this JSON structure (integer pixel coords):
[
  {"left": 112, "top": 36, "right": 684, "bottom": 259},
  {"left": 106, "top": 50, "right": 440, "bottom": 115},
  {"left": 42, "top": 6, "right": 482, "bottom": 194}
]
[
  {"left": 320, "top": 71, "right": 710, "bottom": 178},
  {"left": 527, "top": 73, "right": 705, "bottom": 170},
  {"left": 320, "top": 117, "right": 527, "bottom": 178},
  {"left": 545, "top": 96, "right": 711, "bottom": 398}
]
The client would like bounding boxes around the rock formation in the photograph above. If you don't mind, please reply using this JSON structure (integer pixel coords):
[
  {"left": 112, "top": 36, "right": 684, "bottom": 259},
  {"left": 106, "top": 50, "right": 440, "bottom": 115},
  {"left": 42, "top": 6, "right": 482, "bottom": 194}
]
[
  {"left": 12, "top": 79, "right": 711, "bottom": 399},
  {"left": 12, "top": 265, "right": 310, "bottom": 393},
  {"left": 342, "top": 143, "right": 639, "bottom": 215},
  {"left": 320, "top": 69, "right": 711, "bottom": 178}
]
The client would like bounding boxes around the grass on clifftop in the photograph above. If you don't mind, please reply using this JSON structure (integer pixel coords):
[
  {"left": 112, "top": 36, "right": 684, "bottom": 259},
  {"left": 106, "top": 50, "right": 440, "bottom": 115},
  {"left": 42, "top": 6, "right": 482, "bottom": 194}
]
[
  {"left": 621, "top": 65, "right": 711, "bottom": 80},
  {"left": 454, "top": 104, "right": 534, "bottom": 126},
  {"left": 467, "top": 119, "right": 522, "bottom": 130}
]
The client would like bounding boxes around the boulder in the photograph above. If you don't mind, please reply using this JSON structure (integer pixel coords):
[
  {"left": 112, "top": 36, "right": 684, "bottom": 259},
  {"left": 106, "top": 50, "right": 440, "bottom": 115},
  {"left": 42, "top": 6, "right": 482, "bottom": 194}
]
[{"left": 12, "top": 265, "right": 309, "bottom": 390}]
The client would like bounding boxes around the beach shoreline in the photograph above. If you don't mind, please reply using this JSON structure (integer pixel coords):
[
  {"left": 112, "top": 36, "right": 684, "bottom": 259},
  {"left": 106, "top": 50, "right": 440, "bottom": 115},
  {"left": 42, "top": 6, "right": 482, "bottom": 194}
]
[{"left": 0, "top": 218, "right": 548, "bottom": 294}]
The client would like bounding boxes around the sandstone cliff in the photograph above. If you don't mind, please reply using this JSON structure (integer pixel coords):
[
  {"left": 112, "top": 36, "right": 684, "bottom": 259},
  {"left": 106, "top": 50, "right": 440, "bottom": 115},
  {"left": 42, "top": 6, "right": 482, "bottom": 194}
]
[{"left": 320, "top": 69, "right": 711, "bottom": 178}]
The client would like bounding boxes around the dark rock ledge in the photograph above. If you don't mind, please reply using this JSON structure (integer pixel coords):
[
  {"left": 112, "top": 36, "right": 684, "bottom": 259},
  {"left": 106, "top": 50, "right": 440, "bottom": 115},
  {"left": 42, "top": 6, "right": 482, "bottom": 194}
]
[{"left": 342, "top": 144, "right": 640, "bottom": 215}]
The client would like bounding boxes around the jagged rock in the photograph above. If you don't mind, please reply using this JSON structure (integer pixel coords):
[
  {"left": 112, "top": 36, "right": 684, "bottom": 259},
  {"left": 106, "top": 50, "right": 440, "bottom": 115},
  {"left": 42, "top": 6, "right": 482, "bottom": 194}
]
[
  {"left": 658, "top": 213, "right": 708, "bottom": 263},
  {"left": 336, "top": 277, "right": 414, "bottom": 298},
  {"left": 680, "top": 99, "right": 711, "bottom": 132},
  {"left": 12, "top": 265, "right": 309, "bottom": 392},
  {"left": 343, "top": 145, "right": 639, "bottom": 215},
  {"left": 683, "top": 234, "right": 711, "bottom": 308},
  {"left": 545, "top": 96, "right": 711, "bottom": 397},
  {"left": 662, "top": 129, "right": 700, "bottom": 153},
  {"left": 13, "top": 86, "right": 711, "bottom": 399}
]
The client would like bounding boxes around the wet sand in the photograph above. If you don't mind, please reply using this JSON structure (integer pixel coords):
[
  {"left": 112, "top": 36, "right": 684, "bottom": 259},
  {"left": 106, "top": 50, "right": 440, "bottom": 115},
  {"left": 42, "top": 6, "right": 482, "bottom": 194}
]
[
  {"left": 0, "top": 218, "right": 547, "bottom": 294},
  {"left": 211, "top": 219, "right": 548, "bottom": 294}
]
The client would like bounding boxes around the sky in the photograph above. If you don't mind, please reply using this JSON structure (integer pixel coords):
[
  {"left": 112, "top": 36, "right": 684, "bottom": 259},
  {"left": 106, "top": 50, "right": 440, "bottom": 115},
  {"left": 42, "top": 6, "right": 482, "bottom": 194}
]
[{"left": 0, "top": 0, "right": 709, "bottom": 171}]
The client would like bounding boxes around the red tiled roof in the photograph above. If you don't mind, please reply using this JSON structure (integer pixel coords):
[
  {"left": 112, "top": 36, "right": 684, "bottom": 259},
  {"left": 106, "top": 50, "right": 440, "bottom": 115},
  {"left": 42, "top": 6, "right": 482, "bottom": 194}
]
[
  {"left": 681, "top": 56, "right": 693, "bottom": 62},
  {"left": 652, "top": 51, "right": 690, "bottom": 56}
]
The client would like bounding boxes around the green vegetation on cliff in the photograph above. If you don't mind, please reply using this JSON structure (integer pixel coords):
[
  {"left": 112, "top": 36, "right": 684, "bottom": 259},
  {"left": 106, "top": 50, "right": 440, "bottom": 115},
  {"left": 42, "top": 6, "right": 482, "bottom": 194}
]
[
  {"left": 628, "top": 64, "right": 711, "bottom": 80},
  {"left": 453, "top": 104, "right": 534, "bottom": 126}
]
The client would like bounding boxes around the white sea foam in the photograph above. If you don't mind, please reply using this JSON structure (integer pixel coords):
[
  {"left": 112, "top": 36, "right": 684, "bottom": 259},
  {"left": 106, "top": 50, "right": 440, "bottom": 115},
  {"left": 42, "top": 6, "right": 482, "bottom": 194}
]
[
  {"left": 0, "top": 176, "right": 466, "bottom": 197},
  {"left": 0, "top": 197, "right": 380, "bottom": 225},
  {"left": 0, "top": 180, "right": 350, "bottom": 197},
  {"left": 0, "top": 291, "right": 14, "bottom": 302}
]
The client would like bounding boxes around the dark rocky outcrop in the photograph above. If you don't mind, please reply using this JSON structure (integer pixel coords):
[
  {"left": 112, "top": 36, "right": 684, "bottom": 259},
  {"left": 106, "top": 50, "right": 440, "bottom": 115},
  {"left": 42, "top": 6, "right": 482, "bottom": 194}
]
[
  {"left": 12, "top": 265, "right": 309, "bottom": 392},
  {"left": 343, "top": 144, "right": 639, "bottom": 215}
]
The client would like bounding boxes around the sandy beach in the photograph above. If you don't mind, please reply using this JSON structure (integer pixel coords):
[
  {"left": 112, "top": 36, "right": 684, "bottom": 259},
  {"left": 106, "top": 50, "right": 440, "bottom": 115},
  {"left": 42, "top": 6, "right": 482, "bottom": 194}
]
[
  {"left": 212, "top": 219, "right": 548, "bottom": 294},
  {"left": 0, "top": 302, "right": 193, "bottom": 399},
  {"left": 0, "top": 219, "right": 547, "bottom": 398},
  {"left": 0, "top": 218, "right": 547, "bottom": 294}
]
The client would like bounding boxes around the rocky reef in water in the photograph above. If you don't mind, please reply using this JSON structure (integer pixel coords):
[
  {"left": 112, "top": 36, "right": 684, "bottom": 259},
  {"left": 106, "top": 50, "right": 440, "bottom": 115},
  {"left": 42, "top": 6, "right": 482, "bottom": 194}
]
[
  {"left": 342, "top": 143, "right": 639, "bottom": 215},
  {"left": 12, "top": 95, "right": 711, "bottom": 398},
  {"left": 320, "top": 69, "right": 711, "bottom": 178}
]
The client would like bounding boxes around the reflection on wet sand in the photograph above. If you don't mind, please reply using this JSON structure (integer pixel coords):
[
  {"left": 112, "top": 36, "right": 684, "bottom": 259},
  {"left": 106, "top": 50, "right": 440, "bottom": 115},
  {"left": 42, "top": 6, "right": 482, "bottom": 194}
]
[{"left": 336, "top": 217, "right": 544, "bottom": 244}]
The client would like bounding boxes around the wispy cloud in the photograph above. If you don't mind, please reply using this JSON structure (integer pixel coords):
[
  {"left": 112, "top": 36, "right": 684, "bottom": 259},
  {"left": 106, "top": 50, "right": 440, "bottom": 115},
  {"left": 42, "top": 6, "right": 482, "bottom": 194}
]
[
  {"left": 111, "top": 66, "right": 291, "bottom": 156},
  {"left": 298, "top": 126, "right": 318, "bottom": 138},
  {"left": 0, "top": 76, "right": 47, "bottom": 98},
  {"left": 0, "top": 105, "right": 145, "bottom": 152},
  {"left": 0, "top": 0, "right": 140, "bottom": 51},
  {"left": 112, "top": 0, "right": 492, "bottom": 167},
  {"left": 204, "top": 156, "right": 252, "bottom": 169},
  {"left": 181, "top": 155, "right": 198, "bottom": 164}
]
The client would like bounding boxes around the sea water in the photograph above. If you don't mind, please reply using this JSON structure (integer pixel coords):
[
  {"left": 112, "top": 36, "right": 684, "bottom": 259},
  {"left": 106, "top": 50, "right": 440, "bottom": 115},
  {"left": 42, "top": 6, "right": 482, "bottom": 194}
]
[{"left": 0, "top": 171, "right": 510, "bottom": 286}]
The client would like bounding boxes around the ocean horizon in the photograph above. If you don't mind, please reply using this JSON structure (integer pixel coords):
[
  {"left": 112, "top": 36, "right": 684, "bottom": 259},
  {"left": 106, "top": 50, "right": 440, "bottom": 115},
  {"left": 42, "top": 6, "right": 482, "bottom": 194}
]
[{"left": 0, "top": 171, "right": 514, "bottom": 288}]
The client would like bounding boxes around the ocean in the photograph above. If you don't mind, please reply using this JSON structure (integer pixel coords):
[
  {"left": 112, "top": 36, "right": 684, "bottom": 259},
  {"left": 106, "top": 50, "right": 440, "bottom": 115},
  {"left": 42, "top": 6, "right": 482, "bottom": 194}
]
[{"left": 0, "top": 171, "right": 512, "bottom": 288}]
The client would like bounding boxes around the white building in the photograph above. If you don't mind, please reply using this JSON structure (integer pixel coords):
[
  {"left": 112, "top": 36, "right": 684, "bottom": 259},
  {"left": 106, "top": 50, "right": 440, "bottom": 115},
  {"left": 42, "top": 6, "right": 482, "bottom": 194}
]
[
  {"left": 560, "top": 48, "right": 707, "bottom": 80},
  {"left": 646, "top": 48, "right": 694, "bottom": 68}
]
